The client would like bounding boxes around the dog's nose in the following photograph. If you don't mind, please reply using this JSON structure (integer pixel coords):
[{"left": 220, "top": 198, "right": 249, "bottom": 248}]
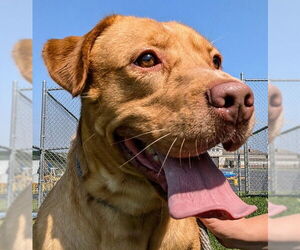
[
  {"left": 268, "top": 84, "right": 282, "bottom": 121},
  {"left": 206, "top": 81, "right": 254, "bottom": 124}
]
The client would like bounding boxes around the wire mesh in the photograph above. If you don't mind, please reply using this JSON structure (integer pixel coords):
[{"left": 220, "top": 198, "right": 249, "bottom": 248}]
[
  {"left": 268, "top": 81, "right": 300, "bottom": 197},
  {"left": 270, "top": 126, "right": 300, "bottom": 196},
  {"left": 37, "top": 81, "right": 80, "bottom": 205},
  {"left": 0, "top": 146, "right": 10, "bottom": 212},
  {"left": 246, "top": 127, "right": 268, "bottom": 195},
  {"left": 4, "top": 82, "right": 32, "bottom": 209},
  {"left": 244, "top": 77, "right": 268, "bottom": 195},
  {"left": 213, "top": 127, "right": 268, "bottom": 196}
]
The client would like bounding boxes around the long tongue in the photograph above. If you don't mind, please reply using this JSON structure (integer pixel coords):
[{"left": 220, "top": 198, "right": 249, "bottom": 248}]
[
  {"left": 268, "top": 202, "right": 287, "bottom": 217},
  {"left": 158, "top": 153, "right": 257, "bottom": 219}
]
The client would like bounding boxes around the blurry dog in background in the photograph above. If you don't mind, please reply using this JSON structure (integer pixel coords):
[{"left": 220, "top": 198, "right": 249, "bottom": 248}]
[
  {"left": 0, "top": 39, "right": 32, "bottom": 250},
  {"left": 268, "top": 84, "right": 283, "bottom": 143}
]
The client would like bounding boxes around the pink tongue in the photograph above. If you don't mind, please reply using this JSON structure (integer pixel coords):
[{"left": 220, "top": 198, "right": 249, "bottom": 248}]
[
  {"left": 268, "top": 202, "right": 287, "bottom": 217},
  {"left": 158, "top": 153, "right": 257, "bottom": 219}
]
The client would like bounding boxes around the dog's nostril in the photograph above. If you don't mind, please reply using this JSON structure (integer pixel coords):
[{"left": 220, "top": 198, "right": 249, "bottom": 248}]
[
  {"left": 224, "top": 95, "right": 235, "bottom": 108},
  {"left": 270, "top": 93, "right": 282, "bottom": 107},
  {"left": 244, "top": 93, "right": 254, "bottom": 107},
  {"left": 207, "top": 81, "right": 254, "bottom": 123}
]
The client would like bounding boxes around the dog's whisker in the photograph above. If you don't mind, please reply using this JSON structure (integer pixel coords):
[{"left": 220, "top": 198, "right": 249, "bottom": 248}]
[
  {"left": 112, "top": 128, "right": 166, "bottom": 145},
  {"left": 179, "top": 138, "right": 185, "bottom": 168},
  {"left": 211, "top": 36, "right": 224, "bottom": 45},
  {"left": 157, "top": 137, "right": 177, "bottom": 176},
  {"left": 119, "top": 133, "right": 171, "bottom": 168},
  {"left": 188, "top": 153, "right": 192, "bottom": 169},
  {"left": 80, "top": 95, "right": 90, "bottom": 99},
  {"left": 82, "top": 133, "right": 96, "bottom": 147},
  {"left": 195, "top": 136, "right": 201, "bottom": 159},
  {"left": 205, "top": 137, "right": 209, "bottom": 151}
]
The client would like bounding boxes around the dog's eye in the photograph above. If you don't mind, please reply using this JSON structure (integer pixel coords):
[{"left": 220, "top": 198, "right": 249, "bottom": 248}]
[
  {"left": 134, "top": 52, "right": 160, "bottom": 68},
  {"left": 213, "top": 55, "right": 222, "bottom": 69}
]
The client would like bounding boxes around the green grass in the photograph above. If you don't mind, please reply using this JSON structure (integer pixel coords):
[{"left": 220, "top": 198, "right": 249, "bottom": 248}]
[
  {"left": 209, "top": 195, "right": 267, "bottom": 250},
  {"left": 0, "top": 199, "right": 6, "bottom": 227},
  {"left": 32, "top": 199, "right": 39, "bottom": 212},
  {"left": 0, "top": 199, "right": 6, "bottom": 212},
  {"left": 1, "top": 198, "right": 39, "bottom": 212}
]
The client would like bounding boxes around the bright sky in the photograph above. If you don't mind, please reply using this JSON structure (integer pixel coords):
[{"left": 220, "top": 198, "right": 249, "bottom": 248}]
[
  {"left": 269, "top": 0, "right": 300, "bottom": 132},
  {"left": 32, "top": 0, "right": 268, "bottom": 146},
  {"left": 0, "top": 0, "right": 32, "bottom": 147}
]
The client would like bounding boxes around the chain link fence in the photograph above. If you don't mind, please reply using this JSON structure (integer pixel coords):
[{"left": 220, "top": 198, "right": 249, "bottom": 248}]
[
  {"left": 269, "top": 126, "right": 300, "bottom": 196},
  {"left": 35, "top": 74, "right": 269, "bottom": 207},
  {"left": 0, "top": 82, "right": 32, "bottom": 216},
  {"left": 268, "top": 80, "right": 300, "bottom": 196},
  {"left": 35, "top": 81, "right": 80, "bottom": 207},
  {"left": 217, "top": 126, "right": 268, "bottom": 196},
  {"left": 0, "top": 146, "right": 10, "bottom": 214}
]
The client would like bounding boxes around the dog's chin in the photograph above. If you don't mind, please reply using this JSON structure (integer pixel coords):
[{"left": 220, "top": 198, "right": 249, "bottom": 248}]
[
  {"left": 222, "top": 138, "right": 245, "bottom": 151},
  {"left": 114, "top": 134, "right": 168, "bottom": 198},
  {"left": 222, "top": 128, "right": 252, "bottom": 151}
]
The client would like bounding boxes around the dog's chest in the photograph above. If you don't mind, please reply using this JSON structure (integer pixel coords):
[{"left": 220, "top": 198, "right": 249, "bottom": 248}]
[
  {"left": 156, "top": 217, "right": 201, "bottom": 250},
  {"left": 97, "top": 222, "right": 153, "bottom": 249},
  {"left": 97, "top": 215, "right": 200, "bottom": 250},
  {"left": 98, "top": 228, "right": 200, "bottom": 250}
]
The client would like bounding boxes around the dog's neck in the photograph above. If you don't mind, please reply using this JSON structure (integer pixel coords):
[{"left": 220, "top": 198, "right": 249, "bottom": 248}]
[
  {"left": 70, "top": 115, "right": 165, "bottom": 217},
  {"left": 74, "top": 150, "right": 153, "bottom": 218},
  {"left": 60, "top": 119, "right": 172, "bottom": 247}
]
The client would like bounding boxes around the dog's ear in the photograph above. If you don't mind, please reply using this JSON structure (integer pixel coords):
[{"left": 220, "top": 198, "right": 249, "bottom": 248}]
[
  {"left": 42, "top": 15, "right": 120, "bottom": 97},
  {"left": 12, "top": 39, "right": 32, "bottom": 83}
]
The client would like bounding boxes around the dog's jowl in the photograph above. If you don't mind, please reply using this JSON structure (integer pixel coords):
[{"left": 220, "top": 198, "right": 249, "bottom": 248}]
[{"left": 33, "top": 15, "right": 256, "bottom": 250}]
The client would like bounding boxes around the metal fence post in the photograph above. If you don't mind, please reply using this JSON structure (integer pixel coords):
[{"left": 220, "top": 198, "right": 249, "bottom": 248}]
[
  {"left": 244, "top": 142, "right": 249, "bottom": 194},
  {"left": 237, "top": 151, "right": 241, "bottom": 194},
  {"left": 38, "top": 80, "right": 47, "bottom": 207},
  {"left": 7, "top": 81, "right": 18, "bottom": 208},
  {"left": 240, "top": 72, "right": 251, "bottom": 194},
  {"left": 269, "top": 142, "right": 274, "bottom": 195},
  {"left": 240, "top": 72, "right": 244, "bottom": 82}
]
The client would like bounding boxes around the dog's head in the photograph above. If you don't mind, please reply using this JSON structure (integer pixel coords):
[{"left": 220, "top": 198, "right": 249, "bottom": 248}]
[{"left": 43, "top": 15, "right": 256, "bottom": 218}]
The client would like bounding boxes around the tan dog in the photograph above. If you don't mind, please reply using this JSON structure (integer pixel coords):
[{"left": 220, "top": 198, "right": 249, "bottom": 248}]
[{"left": 33, "top": 15, "right": 256, "bottom": 250}]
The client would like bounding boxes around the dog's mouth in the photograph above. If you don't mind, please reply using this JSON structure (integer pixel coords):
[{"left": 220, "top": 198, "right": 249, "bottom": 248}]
[{"left": 116, "top": 134, "right": 257, "bottom": 219}]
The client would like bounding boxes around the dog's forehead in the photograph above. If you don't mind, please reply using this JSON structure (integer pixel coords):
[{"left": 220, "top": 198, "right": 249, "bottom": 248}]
[
  {"left": 162, "top": 21, "right": 215, "bottom": 51},
  {"left": 90, "top": 16, "right": 220, "bottom": 69},
  {"left": 98, "top": 16, "right": 216, "bottom": 51},
  {"left": 98, "top": 16, "right": 171, "bottom": 48}
]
